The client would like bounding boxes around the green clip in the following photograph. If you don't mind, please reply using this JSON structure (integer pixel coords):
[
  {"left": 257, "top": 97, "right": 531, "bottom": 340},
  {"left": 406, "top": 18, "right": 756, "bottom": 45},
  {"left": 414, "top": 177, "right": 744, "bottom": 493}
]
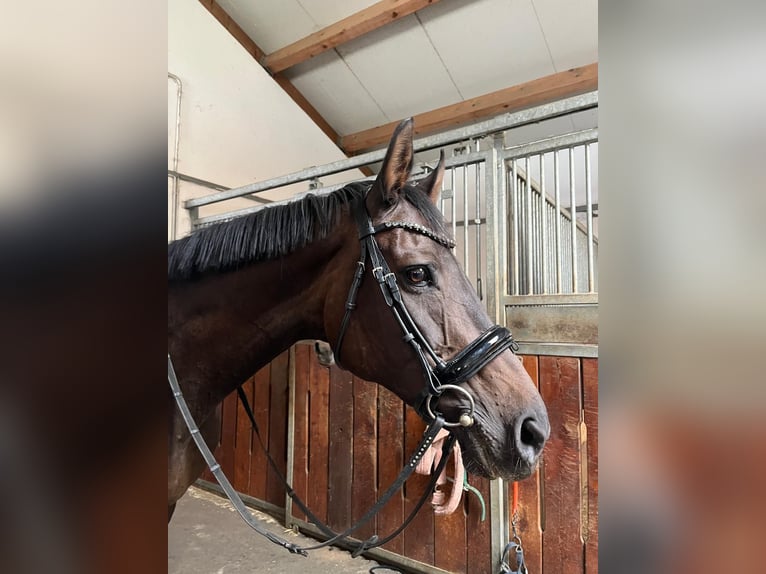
[{"left": 463, "top": 474, "right": 486, "bottom": 522}]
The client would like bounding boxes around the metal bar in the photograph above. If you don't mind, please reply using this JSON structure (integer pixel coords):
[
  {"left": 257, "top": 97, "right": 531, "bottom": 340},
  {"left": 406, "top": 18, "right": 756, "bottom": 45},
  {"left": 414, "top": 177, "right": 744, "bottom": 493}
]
[
  {"left": 188, "top": 205, "right": 199, "bottom": 231},
  {"left": 463, "top": 164, "right": 469, "bottom": 272},
  {"left": 514, "top": 342, "right": 599, "bottom": 358},
  {"left": 186, "top": 92, "right": 598, "bottom": 208},
  {"left": 167, "top": 170, "right": 274, "bottom": 206},
  {"left": 494, "top": 135, "right": 508, "bottom": 300},
  {"left": 529, "top": 178, "right": 540, "bottom": 293},
  {"left": 193, "top": 161, "right": 517, "bottom": 229},
  {"left": 525, "top": 157, "right": 533, "bottom": 295},
  {"left": 503, "top": 293, "right": 599, "bottom": 306},
  {"left": 501, "top": 128, "right": 598, "bottom": 162},
  {"left": 168, "top": 73, "right": 182, "bottom": 240},
  {"left": 195, "top": 177, "right": 379, "bottom": 227},
  {"left": 440, "top": 173, "right": 446, "bottom": 218},
  {"left": 484, "top": 135, "right": 501, "bottom": 323},
  {"left": 490, "top": 478, "right": 508, "bottom": 574},
  {"left": 450, "top": 164, "right": 457, "bottom": 247},
  {"left": 168, "top": 169, "right": 227, "bottom": 192},
  {"left": 284, "top": 346, "right": 297, "bottom": 528},
  {"left": 562, "top": 218, "right": 569, "bottom": 293},
  {"left": 443, "top": 149, "right": 487, "bottom": 171},
  {"left": 507, "top": 155, "right": 597, "bottom": 246},
  {"left": 540, "top": 154, "right": 548, "bottom": 294},
  {"left": 487, "top": 134, "right": 508, "bottom": 570},
  {"left": 569, "top": 148, "right": 578, "bottom": 293},
  {"left": 511, "top": 160, "right": 519, "bottom": 295},
  {"left": 554, "top": 151, "right": 562, "bottom": 293},
  {"left": 475, "top": 150, "right": 482, "bottom": 299},
  {"left": 585, "top": 143, "right": 595, "bottom": 292}
]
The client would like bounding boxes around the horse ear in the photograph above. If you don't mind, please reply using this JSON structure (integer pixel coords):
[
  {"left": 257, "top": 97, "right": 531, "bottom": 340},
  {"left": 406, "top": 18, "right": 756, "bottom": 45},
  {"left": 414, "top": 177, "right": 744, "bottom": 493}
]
[
  {"left": 372, "top": 118, "right": 415, "bottom": 207},
  {"left": 416, "top": 150, "right": 445, "bottom": 205}
]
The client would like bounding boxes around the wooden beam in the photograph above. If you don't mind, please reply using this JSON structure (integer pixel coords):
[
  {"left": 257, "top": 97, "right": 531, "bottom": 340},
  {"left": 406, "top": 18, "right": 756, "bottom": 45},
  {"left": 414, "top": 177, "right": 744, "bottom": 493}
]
[
  {"left": 262, "top": 0, "right": 442, "bottom": 74},
  {"left": 197, "top": 1, "right": 373, "bottom": 176},
  {"left": 341, "top": 63, "right": 599, "bottom": 154}
]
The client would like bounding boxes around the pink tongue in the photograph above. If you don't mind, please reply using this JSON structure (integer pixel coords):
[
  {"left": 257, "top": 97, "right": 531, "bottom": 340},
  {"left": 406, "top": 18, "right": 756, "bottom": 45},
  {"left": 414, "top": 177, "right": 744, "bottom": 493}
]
[{"left": 414, "top": 428, "right": 465, "bottom": 515}]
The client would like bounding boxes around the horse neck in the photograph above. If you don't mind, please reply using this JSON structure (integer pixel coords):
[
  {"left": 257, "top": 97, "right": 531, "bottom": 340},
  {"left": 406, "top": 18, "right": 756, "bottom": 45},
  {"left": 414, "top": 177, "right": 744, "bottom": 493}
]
[{"left": 168, "top": 232, "right": 345, "bottom": 403}]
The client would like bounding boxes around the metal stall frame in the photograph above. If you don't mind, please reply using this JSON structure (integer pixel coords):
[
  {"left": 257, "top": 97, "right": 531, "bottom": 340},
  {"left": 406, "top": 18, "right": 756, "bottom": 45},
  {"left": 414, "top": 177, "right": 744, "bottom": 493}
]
[
  {"left": 502, "top": 129, "right": 599, "bottom": 359},
  {"left": 181, "top": 92, "right": 599, "bottom": 574},
  {"left": 168, "top": 73, "right": 182, "bottom": 241},
  {"left": 184, "top": 92, "right": 598, "bottom": 222}
]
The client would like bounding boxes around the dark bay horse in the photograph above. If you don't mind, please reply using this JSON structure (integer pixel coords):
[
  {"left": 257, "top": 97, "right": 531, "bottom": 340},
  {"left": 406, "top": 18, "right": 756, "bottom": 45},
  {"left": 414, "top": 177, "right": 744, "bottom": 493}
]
[{"left": 168, "top": 119, "right": 549, "bottom": 520}]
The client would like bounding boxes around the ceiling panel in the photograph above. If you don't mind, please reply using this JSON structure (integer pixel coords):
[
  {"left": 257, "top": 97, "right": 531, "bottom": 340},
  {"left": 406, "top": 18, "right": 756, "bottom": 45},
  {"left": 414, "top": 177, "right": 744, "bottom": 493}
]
[
  {"left": 296, "top": 0, "right": 380, "bottom": 28},
  {"left": 531, "top": 0, "right": 598, "bottom": 71},
  {"left": 218, "top": 0, "right": 596, "bottom": 139},
  {"left": 335, "top": 15, "right": 462, "bottom": 123},
  {"left": 283, "top": 50, "right": 389, "bottom": 136},
  {"left": 218, "top": 0, "right": 316, "bottom": 53},
  {"left": 221, "top": 0, "right": 382, "bottom": 54},
  {"left": 418, "top": 0, "right": 555, "bottom": 99}
]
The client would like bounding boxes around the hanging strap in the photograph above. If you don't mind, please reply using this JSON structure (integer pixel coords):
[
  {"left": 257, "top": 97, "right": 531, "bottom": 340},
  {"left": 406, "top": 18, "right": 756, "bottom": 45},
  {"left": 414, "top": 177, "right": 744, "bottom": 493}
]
[
  {"left": 234, "top": 383, "right": 456, "bottom": 555},
  {"left": 170, "top": 354, "right": 458, "bottom": 557},
  {"left": 168, "top": 356, "right": 307, "bottom": 555},
  {"left": 234, "top": 386, "right": 336, "bottom": 538}
]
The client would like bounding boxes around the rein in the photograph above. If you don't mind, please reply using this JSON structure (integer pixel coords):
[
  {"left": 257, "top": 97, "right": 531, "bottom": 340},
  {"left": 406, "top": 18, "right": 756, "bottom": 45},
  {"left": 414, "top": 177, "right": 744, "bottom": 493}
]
[{"left": 168, "top": 355, "right": 455, "bottom": 557}]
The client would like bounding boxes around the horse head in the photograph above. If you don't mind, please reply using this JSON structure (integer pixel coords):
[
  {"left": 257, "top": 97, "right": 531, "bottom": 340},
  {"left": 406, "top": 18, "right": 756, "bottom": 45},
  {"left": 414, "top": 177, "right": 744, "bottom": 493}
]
[{"left": 324, "top": 119, "right": 549, "bottom": 481}]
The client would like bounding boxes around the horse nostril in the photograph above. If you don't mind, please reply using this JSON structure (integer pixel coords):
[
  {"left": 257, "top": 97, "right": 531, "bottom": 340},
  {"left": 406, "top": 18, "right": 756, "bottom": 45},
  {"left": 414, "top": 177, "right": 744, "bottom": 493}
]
[{"left": 515, "top": 414, "right": 549, "bottom": 463}]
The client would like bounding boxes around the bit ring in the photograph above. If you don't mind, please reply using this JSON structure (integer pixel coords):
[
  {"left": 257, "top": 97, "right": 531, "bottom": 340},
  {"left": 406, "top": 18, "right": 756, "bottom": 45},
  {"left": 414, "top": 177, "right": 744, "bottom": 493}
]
[{"left": 425, "top": 384, "right": 475, "bottom": 427}]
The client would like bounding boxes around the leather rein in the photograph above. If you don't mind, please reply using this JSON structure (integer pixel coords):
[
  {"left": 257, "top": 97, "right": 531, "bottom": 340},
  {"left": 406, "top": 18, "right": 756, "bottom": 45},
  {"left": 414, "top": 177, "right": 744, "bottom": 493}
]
[{"left": 168, "top": 188, "right": 521, "bottom": 558}]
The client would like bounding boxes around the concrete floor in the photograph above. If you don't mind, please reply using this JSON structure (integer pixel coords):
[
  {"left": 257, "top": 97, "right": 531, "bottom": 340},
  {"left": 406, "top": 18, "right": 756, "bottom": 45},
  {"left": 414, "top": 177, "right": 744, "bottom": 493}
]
[{"left": 168, "top": 487, "right": 395, "bottom": 574}]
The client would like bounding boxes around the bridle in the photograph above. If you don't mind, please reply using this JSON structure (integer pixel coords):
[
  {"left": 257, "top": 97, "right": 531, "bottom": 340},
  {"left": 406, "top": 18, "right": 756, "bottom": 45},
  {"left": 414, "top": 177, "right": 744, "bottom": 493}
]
[{"left": 334, "top": 189, "right": 520, "bottom": 428}]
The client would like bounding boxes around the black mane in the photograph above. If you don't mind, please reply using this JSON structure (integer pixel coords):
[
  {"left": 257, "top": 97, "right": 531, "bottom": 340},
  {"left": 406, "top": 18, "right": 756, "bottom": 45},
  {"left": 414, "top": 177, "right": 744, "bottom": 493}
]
[{"left": 168, "top": 181, "right": 450, "bottom": 281}]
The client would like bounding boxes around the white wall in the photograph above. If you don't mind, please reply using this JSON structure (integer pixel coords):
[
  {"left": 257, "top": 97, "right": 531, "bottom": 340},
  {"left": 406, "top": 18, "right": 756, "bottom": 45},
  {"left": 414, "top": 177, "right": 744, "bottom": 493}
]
[{"left": 168, "top": 0, "right": 363, "bottom": 239}]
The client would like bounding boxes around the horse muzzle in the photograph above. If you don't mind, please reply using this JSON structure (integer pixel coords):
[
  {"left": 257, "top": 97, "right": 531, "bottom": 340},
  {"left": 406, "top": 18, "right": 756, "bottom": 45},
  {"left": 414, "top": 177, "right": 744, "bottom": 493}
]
[{"left": 456, "top": 409, "right": 549, "bottom": 481}]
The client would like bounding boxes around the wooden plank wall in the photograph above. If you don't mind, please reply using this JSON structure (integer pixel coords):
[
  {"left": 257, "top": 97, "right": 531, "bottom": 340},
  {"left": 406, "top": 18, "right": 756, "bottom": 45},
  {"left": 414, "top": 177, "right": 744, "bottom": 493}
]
[
  {"left": 205, "top": 345, "right": 597, "bottom": 574},
  {"left": 289, "top": 342, "right": 491, "bottom": 573},
  {"left": 509, "top": 355, "right": 599, "bottom": 574},
  {"left": 200, "top": 350, "right": 290, "bottom": 510}
]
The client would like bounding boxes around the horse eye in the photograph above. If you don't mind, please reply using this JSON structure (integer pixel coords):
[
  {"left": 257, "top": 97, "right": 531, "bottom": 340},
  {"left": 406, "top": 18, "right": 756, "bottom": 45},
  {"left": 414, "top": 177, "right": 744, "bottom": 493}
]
[{"left": 405, "top": 266, "right": 430, "bottom": 285}]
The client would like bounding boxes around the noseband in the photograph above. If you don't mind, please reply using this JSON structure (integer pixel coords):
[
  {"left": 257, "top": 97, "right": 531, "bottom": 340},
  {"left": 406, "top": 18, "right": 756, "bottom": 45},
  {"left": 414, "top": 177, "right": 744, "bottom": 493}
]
[{"left": 334, "top": 191, "right": 520, "bottom": 428}]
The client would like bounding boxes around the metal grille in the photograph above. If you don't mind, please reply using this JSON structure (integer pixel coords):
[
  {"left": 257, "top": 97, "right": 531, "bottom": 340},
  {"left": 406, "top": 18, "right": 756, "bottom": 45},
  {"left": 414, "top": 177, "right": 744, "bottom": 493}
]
[
  {"left": 176, "top": 93, "right": 599, "bottom": 352},
  {"left": 438, "top": 144, "right": 487, "bottom": 301},
  {"left": 505, "top": 131, "right": 598, "bottom": 297}
]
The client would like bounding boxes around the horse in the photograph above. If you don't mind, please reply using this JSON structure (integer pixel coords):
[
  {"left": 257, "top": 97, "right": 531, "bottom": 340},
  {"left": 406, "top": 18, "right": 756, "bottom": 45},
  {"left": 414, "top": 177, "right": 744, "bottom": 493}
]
[{"left": 167, "top": 119, "right": 550, "bottom": 523}]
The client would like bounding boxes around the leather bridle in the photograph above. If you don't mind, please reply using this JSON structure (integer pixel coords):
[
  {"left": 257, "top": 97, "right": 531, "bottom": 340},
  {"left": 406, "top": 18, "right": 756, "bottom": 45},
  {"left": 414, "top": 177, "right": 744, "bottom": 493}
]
[{"left": 334, "top": 189, "right": 520, "bottom": 428}]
